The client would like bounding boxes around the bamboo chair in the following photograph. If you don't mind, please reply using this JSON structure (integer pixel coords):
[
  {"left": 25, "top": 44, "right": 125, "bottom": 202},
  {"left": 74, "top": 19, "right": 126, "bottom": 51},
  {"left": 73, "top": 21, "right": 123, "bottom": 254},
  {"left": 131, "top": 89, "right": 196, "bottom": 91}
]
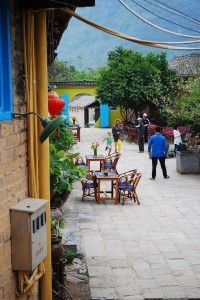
[
  {"left": 101, "top": 153, "right": 121, "bottom": 174},
  {"left": 126, "top": 127, "right": 138, "bottom": 144},
  {"left": 75, "top": 155, "right": 86, "bottom": 166},
  {"left": 81, "top": 173, "right": 97, "bottom": 202},
  {"left": 118, "top": 171, "right": 142, "bottom": 205},
  {"left": 112, "top": 169, "right": 137, "bottom": 196},
  {"left": 118, "top": 169, "right": 138, "bottom": 178}
]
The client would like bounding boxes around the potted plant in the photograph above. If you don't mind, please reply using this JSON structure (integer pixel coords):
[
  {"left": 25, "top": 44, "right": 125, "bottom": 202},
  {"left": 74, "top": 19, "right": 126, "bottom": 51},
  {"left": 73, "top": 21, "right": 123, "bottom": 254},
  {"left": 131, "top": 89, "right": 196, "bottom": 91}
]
[
  {"left": 103, "top": 169, "right": 109, "bottom": 175},
  {"left": 63, "top": 248, "right": 76, "bottom": 264},
  {"left": 49, "top": 144, "right": 87, "bottom": 207},
  {"left": 91, "top": 141, "right": 100, "bottom": 157},
  {"left": 71, "top": 116, "right": 77, "bottom": 126},
  {"left": 51, "top": 207, "right": 62, "bottom": 220},
  {"left": 51, "top": 217, "right": 66, "bottom": 237},
  {"left": 51, "top": 217, "right": 66, "bottom": 264}
]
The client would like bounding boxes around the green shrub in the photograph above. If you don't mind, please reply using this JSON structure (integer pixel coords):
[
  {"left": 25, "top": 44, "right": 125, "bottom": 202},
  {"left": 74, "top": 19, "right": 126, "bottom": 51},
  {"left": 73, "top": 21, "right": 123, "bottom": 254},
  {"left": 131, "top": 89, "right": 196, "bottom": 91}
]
[
  {"left": 49, "top": 123, "right": 76, "bottom": 152},
  {"left": 50, "top": 144, "right": 87, "bottom": 207},
  {"left": 63, "top": 248, "right": 76, "bottom": 258},
  {"left": 63, "top": 248, "right": 76, "bottom": 264},
  {"left": 51, "top": 217, "right": 66, "bottom": 237}
]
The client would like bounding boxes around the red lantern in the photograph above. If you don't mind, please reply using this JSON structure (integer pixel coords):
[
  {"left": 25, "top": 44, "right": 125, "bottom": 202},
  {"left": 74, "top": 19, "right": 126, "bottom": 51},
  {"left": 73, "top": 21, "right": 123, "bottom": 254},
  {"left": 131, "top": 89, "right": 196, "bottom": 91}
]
[{"left": 48, "top": 91, "right": 65, "bottom": 117}]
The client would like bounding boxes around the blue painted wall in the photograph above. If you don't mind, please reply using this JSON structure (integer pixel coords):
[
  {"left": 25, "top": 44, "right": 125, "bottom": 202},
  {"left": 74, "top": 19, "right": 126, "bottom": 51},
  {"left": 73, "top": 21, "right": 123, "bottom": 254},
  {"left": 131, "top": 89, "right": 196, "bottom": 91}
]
[
  {"left": 100, "top": 101, "right": 109, "bottom": 128},
  {"left": 0, "top": 0, "right": 13, "bottom": 120},
  {"left": 60, "top": 94, "right": 69, "bottom": 125}
]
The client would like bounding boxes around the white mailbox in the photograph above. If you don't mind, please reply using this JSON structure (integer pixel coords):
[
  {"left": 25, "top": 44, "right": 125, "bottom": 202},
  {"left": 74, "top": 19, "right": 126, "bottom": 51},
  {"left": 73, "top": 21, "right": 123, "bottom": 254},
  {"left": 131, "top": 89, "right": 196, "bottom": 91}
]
[{"left": 10, "top": 197, "right": 48, "bottom": 271}]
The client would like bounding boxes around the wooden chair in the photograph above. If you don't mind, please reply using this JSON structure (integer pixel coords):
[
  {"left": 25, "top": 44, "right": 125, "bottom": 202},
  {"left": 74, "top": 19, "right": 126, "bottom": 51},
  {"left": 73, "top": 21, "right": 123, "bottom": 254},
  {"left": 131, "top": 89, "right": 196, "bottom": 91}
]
[
  {"left": 81, "top": 173, "right": 97, "bottom": 202},
  {"left": 112, "top": 169, "right": 137, "bottom": 196},
  {"left": 101, "top": 153, "right": 121, "bottom": 174},
  {"left": 75, "top": 156, "right": 86, "bottom": 166},
  {"left": 118, "top": 171, "right": 142, "bottom": 205},
  {"left": 118, "top": 169, "right": 138, "bottom": 178},
  {"left": 126, "top": 127, "right": 138, "bottom": 144}
]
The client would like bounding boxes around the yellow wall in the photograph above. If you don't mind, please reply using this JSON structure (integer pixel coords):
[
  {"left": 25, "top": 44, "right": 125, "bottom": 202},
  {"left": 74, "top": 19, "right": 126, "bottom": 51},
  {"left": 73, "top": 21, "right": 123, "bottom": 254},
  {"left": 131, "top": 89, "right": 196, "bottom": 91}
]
[
  {"left": 55, "top": 86, "right": 96, "bottom": 101},
  {"left": 54, "top": 85, "right": 123, "bottom": 128},
  {"left": 110, "top": 108, "right": 123, "bottom": 127}
]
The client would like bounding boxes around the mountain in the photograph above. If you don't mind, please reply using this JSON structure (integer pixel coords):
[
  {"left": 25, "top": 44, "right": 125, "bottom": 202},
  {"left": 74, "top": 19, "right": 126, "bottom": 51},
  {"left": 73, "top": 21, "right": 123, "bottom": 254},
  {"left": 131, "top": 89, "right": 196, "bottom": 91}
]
[{"left": 57, "top": 0, "right": 200, "bottom": 69}]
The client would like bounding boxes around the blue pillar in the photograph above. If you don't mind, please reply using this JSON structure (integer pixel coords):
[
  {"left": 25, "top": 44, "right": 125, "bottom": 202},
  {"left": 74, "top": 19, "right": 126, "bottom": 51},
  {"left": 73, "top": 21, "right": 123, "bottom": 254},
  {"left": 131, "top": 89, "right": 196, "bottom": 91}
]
[
  {"left": 100, "top": 99, "right": 109, "bottom": 128},
  {"left": 60, "top": 94, "right": 69, "bottom": 126}
]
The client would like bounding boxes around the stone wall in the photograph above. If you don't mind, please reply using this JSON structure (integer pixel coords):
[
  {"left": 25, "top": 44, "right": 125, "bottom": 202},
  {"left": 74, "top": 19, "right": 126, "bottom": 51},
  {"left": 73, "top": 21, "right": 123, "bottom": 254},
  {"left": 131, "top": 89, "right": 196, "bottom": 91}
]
[
  {"left": 0, "top": 2, "right": 28, "bottom": 299},
  {"left": 176, "top": 151, "right": 200, "bottom": 174}
]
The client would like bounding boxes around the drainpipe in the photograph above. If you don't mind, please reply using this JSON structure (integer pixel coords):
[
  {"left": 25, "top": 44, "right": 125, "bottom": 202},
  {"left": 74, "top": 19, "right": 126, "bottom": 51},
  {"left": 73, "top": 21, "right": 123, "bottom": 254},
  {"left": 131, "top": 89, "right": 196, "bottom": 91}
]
[{"left": 35, "top": 10, "right": 52, "bottom": 300}]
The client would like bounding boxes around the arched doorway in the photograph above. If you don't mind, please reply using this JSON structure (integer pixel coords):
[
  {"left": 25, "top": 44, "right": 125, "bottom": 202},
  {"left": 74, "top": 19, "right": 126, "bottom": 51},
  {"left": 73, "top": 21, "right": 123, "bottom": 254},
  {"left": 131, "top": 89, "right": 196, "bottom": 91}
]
[{"left": 69, "top": 93, "right": 100, "bottom": 127}]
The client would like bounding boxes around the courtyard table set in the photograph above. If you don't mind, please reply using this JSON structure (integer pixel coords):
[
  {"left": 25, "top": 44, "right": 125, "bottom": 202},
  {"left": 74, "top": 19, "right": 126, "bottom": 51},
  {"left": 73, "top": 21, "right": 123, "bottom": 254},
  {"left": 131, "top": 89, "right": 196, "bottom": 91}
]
[
  {"left": 64, "top": 128, "right": 200, "bottom": 300},
  {"left": 79, "top": 152, "right": 143, "bottom": 205}
]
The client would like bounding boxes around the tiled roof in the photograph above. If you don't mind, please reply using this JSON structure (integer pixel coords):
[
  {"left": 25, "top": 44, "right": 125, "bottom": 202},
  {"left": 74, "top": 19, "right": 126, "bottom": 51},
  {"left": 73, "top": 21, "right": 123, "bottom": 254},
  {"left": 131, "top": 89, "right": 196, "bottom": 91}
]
[
  {"left": 69, "top": 94, "right": 97, "bottom": 108},
  {"left": 169, "top": 53, "right": 200, "bottom": 76},
  {"left": 49, "top": 80, "right": 96, "bottom": 87}
]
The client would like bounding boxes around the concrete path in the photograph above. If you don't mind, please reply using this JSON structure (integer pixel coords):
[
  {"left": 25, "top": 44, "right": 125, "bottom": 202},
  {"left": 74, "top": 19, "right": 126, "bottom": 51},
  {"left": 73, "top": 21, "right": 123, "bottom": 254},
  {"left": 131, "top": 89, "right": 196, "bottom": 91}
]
[{"left": 62, "top": 128, "right": 200, "bottom": 300}]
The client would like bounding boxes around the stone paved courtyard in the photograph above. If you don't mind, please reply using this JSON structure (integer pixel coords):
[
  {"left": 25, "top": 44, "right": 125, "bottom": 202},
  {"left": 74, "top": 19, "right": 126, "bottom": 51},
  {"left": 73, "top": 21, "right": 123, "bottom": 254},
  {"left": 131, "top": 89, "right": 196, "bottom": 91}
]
[{"left": 62, "top": 128, "right": 200, "bottom": 300}]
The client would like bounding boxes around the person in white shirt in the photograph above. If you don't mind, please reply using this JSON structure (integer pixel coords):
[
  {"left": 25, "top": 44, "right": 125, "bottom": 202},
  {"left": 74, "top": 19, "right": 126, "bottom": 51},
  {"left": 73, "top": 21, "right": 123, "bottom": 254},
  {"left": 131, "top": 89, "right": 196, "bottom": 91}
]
[{"left": 173, "top": 126, "right": 182, "bottom": 156}]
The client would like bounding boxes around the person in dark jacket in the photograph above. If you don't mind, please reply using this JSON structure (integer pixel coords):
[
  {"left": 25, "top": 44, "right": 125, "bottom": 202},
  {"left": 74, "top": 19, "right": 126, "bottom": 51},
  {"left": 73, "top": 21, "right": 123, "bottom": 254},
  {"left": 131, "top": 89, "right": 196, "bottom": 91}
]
[
  {"left": 136, "top": 117, "right": 145, "bottom": 153},
  {"left": 112, "top": 119, "right": 123, "bottom": 153},
  {"left": 142, "top": 113, "right": 150, "bottom": 143},
  {"left": 148, "top": 126, "right": 170, "bottom": 180}
]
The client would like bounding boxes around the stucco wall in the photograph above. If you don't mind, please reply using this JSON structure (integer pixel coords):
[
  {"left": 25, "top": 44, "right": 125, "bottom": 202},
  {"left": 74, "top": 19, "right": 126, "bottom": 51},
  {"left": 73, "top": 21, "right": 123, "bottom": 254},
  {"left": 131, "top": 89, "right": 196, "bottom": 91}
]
[
  {"left": 0, "top": 3, "right": 29, "bottom": 299},
  {"left": 55, "top": 85, "right": 97, "bottom": 100},
  {"left": 109, "top": 108, "right": 123, "bottom": 127},
  {"left": 55, "top": 85, "right": 123, "bottom": 128}
]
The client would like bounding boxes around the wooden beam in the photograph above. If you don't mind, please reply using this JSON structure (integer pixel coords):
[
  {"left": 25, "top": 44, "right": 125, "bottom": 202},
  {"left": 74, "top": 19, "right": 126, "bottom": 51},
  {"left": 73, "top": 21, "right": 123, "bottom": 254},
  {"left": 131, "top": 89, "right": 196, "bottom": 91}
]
[{"left": 17, "top": 0, "right": 95, "bottom": 9}]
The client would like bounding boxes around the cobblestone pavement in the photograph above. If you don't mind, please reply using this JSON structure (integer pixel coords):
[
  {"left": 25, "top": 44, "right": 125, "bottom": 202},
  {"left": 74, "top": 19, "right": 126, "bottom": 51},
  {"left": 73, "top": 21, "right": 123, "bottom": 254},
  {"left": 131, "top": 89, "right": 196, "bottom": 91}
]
[{"left": 62, "top": 128, "right": 200, "bottom": 300}]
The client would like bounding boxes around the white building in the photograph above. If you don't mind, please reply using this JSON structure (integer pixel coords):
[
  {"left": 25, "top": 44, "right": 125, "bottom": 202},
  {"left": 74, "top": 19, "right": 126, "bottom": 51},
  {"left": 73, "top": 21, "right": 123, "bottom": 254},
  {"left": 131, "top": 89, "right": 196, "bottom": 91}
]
[{"left": 69, "top": 94, "right": 99, "bottom": 127}]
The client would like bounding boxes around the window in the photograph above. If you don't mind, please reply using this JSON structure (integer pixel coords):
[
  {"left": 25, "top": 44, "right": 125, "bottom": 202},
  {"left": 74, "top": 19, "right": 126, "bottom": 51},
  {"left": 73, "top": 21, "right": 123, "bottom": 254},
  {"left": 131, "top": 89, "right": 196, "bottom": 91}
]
[{"left": 0, "top": 1, "right": 13, "bottom": 120}]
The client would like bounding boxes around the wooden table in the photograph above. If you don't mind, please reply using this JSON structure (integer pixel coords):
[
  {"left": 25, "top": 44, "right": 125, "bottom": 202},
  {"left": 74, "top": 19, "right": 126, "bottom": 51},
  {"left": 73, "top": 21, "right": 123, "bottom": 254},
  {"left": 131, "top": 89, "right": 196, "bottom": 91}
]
[
  {"left": 95, "top": 171, "right": 119, "bottom": 205},
  {"left": 69, "top": 126, "right": 81, "bottom": 142},
  {"left": 85, "top": 155, "right": 104, "bottom": 173}
]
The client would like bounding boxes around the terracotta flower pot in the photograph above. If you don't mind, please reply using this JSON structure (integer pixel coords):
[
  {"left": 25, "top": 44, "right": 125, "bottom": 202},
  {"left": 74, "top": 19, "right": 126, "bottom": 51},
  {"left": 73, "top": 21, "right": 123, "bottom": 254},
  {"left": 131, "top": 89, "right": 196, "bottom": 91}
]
[
  {"left": 51, "top": 236, "right": 64, "bottom": 264},
  {"left": 50, "top": 207, "right": 62, "bottom": 220}
]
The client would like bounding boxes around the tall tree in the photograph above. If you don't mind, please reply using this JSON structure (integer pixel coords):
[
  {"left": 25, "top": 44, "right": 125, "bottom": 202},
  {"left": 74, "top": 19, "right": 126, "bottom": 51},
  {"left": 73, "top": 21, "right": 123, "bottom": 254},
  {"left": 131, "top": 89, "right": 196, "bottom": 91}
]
[
  {"left": 48, "top": 59, "right": 74, "bottom": 81},
  {"left": 48, "top": 59, "right": 98, "bottom": 82},
  {"left": 96, "top": 47, "right": 177, "bottom": 119},
  {"left": 166, "top": 74, "right": 200, "bottom": 134}
]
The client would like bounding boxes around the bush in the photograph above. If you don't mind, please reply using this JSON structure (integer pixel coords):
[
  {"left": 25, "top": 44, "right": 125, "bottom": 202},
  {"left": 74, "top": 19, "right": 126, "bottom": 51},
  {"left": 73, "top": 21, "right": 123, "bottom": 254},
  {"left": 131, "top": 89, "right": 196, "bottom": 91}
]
[
  {"left": 63, "top": 248, "right": 76, "bottom": 264},
  {"left": 50, "top": 144, "right": 87, "bottom": 207},
  {"left": 162, "top": 126, "right": 190, "bottom": 140},
  {"left": 165, "top": 75, "right": 200, "bottom": 136},
  {"left": 49, "top": 123, "right": 76, "bottom": 152}
]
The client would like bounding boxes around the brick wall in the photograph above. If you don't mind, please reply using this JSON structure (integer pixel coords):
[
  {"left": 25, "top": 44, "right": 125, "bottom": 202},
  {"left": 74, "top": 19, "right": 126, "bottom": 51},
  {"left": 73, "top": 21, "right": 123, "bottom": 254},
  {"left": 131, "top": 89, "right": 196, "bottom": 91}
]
[{"left": 0, "top": 2, "right": 29, "bottom": 299}]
